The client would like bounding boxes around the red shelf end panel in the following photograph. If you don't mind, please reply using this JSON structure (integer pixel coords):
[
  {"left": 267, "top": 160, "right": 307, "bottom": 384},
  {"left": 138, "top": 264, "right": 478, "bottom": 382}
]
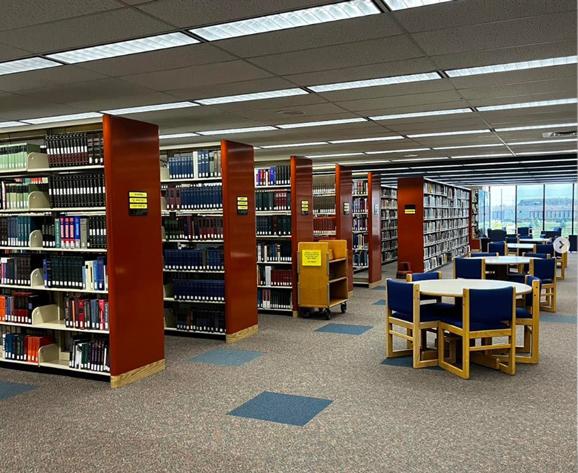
[
  {"left": 336, "top": 165, "right": 353, "bottom": 291},
  {"left": 367, "top": 172, "right": 382, "bottom": 284},
  {"left": 397, "top": 177, "right": 425, "bottom": 274}
]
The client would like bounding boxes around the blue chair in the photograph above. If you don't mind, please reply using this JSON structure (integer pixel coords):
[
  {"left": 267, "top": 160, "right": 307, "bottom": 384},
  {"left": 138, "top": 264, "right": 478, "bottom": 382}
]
[
  {"left": 518, "top": 227, "right": 532, "bottom": 238},
  {"left": 530, "top": 258, "right": 557, "bottom": 312},
  {"left": 488, "top": 229, "right": 507, "bottom": 242},
  {"left": 454, "top": 258, "right": 486, "bottom": 279},
  {"left": 505, "top": 235, "right": 519, "bottom": 244},
  {"left": 569, "top": 235, "right": 577, "bottom": 252},
  {"left": 407, "top": 272, "right": 457, "bottom": 314},
  {"left": 469, "top": 252, "right": 498, "bottom": 257},
  {"left": 438, "top": 287, "right": 516, "bottom": 379},
  {"left": 385, "top": 279, "right": 441, "bottom": 368},
  {"left": 536, "top": 244, "right": 555, "bottom": 256},
  {"left": 513, "top": 275, "right": 541, "bottom": 364},
  {"left": 488, "top": 241, "right": 506, "bottom": 256}
]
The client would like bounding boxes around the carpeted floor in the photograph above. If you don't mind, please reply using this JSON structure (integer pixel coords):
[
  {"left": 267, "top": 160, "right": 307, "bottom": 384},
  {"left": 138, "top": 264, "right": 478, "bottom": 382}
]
[{"left": 0, "top": 256, "right": 576, "bottom": 472}]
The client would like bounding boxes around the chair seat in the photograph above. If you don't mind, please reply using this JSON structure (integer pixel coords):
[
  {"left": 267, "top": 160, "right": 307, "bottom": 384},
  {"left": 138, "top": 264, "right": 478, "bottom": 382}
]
[
  {"left": 507, "top": 274, "right": 527, "bottom": 283},
  {"left": 440, "top": 314, "right": 507, "bottom": 331},
  {"left": 516, "top": 307, "right": 532, "bottom": 318},
  {"left": 541, "top": 278, "right": 554, "bottom": 284},
  {"left": 430, "top": 302, "right": 457, "bottom": 314},
  {"left": 391, "top": 304, "right": 439, "bottom": 323}
]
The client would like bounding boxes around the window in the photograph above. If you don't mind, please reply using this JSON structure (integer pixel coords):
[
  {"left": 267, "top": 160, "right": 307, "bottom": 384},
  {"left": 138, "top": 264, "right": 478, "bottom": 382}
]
[
  {"left": 490, "top": 185, "right": 516, "bottom": 233},
  {"left": 516, "top": 185, "right": 544, "bottom": 237},
  {"left": 544, "top": 183, "right": 573, "bottom": 236},
  {"left": 573, "top": 183, "right": 577, "bottom": 235},
  {"left": 478, "top": 189, "right": 490, "bottom": 234}
]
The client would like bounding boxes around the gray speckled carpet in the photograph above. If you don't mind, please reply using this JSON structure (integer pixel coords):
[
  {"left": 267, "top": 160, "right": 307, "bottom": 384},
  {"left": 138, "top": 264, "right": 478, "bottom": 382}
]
[{"left": 1, "top": 256, "right": 576, "bottom": 472}]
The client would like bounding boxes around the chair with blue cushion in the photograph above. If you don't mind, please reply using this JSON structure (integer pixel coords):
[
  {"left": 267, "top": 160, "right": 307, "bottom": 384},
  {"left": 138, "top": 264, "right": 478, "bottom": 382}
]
[
  {"left": 505, "top": 235, "right": 519, "bottom": 244},
  {"left": 536, "top": 244, "right": 555, "bottom": 256},
  {"left": 488, "top": 241, "right": 506, "bottom": 256},
  {"left": 438, "top": 287, "right": 516, "bottom": 379},
  {"left": 406, "top": 272, "right": 456, "bottom": 314},
  {"left": 454, "top": 257, "right": 486, "bottom": 279},
  {"left": 488, "top": 229, "right": 507, "bottom": 242},
  {"left": 569, "top": 235, "right": 577, "bottom": 252},
  {"left": 385, "top": 279, "right": 443, "bottom": 368},
  {"left": 518, "top": 227, "right": 532, "bottom": 238},
  {"left": 530, "top": 258, "right": 557, "bottom": 312},
  {"left": 468, "top": 252, "right": 498, "bottom": 257},
  {"left": 512, "top": 275, "right": 541, "bottom": 364}
]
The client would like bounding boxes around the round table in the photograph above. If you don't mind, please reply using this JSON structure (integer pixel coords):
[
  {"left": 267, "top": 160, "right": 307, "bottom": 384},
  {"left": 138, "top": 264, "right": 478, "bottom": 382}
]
[
  {"left": 470, "top": 256, "right": 533, "bottom": 265},
  {"left": 507, "top": 243, "right": 535, "bottom": 250},
  {"left": 520, "top": 238, "right": 551, "bottom": 244},
  {"left": 415, "top": 278, "right": 531, "bottom": 297}
]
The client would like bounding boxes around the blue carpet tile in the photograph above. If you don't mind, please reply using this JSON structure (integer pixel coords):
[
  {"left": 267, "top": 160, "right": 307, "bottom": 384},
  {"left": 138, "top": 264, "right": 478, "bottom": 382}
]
[
  {"left": 315, "top": 323, "right": 372, "bottom": 335},
  {"left": 229, "top": 391, "right": 332, "bottom": 426},
  {"left": 541, "top": 314, "right": 577, "bottom": 324},
  {"left": 372, "top": 285, "right": 386, "bottom": 291},
  {"left": 382, "top": 357, "right": 441, "bottom": 370},
  {"left": 0, "top": 381, "right": 36, "bottom": 400},
  {"left": 191, "top": 348, "right": 263, "bottom": 366},
  {"left": 373, "top": 299, "right": 386, "bottom": 306}
]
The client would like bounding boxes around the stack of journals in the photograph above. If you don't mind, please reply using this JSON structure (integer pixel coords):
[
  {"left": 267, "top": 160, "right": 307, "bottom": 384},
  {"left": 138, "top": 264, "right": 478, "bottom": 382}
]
[
  {"left": 172, "top": 306, "right": 225, "bottom": 333},
  {"left": 257, "top": 288, "right": 291, "bottom": 310},
  {"left": 42, "top": 255, "right": 107, "bottom": 290},
  {"left": 49, "top": 172, "right": 105, "bottom": 208},
  {"left": 172, "top": 278, "right": 225, "bottom": 302},
  {"left": 166, "top": 149, "right": 221, "bottom": 179},
  {"left": 163, "top": 216, "right": 223, "bottom": 240},
  {"left": 0, "top": 143, "right": 41, "bottom": 170},
  {"left": 255, "top": 190, "right": 291, "bottom": 211},
  {"left": 0, "top": 255, "right": 38, "bottom": 285},
  {"left": 164, "top": 247, "right": 224, "bottom": 270},
  {"left": 0, "top": 292, "right": 42, "bottom": 324},
  {"left": 258, "top": 266, "right": 292, "bottom": 286},
  {"left": 256, "top": 242, "right": 291, "bottom": 262},
  {"left": 165, "top": 183, "right": 223, "bottom": 210},
  {"left": 46, "top": 132, "right": 104, "bottom": 167},
  {"left": 63, "top": 296, "right": 109, "bottom": 331},
  {"left": 69, "top": 336, "right": 109, "bottom": 372},
  {"left": 1, "top": 177, "right": 49, "bottom": 209},
  {"left": 1, "top": 332, "right": 53, "bottom": 362},
  {"left": 256, "top": 215, "right": 291, "bottom": 236}
]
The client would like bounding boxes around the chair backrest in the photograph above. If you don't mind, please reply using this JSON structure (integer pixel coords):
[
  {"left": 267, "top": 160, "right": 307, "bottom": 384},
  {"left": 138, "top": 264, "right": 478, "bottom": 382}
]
[
  {"left": 398, "top": 261, "right": 411, "bottom": 271},
  {"left": 488, "top": 229, "right": 507, "bottom": 242},
  {"left": 465, "top": 286, "right": 515, "bottom": 326},
  {"left": 569, "top": 235, "right": 577, "bottom": 251},
  {"left": 524, "top": 252, "right": 550, "bottom": 260},
  {"left": 524, "top": 275, "right": 541, "bottom": 309},
  {"left": 386, "top": 279, "right": 416, "bottom": 315},
  {"left": 536, "top": 243, "right": 554, "bottom": 255},
  {"left": 488, "top": 241, "right": 506, "bottom": 255},
  {"left": 471, "top": 252, "right": 498, "bottom": 257},
  {"left": 454, "top": 257, "right": 484, "bottom": 279},
  {"left": 531, "top": 258, "right": 556, "bottom": 281},
  {"left": 505, "top": 236, "right": 518, "bottom": 243},
  {"left": 407, "top": 271, "right": 440, "bottom": 282},
  {"left": 518, "top": 227, "right": 531, "bottom": 237}
]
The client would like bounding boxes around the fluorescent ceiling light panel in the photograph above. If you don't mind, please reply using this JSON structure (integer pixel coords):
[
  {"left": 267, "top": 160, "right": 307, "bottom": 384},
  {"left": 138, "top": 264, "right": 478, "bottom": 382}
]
[
  {"left": 277, "top": 118, "right": 366, "bottom": 129},
  {"left": 196, "top": 88, "right": 308, "bottom": 105},
  {"left": 307, "top": 152, "right": 365, "bottom": 158},
  {"left": 329, "top": 136, "right": 404, "bottom": 144},
  {"left": 446, "top": 55, "right": 577, "bottom": 78},
  {"left": 507, "top": 138, "right": 577, "bottom": 146},
  {"left": 495, "top": 122, "right": 577, "bottom": 132},
  {"left": 518, "top": 158, "right": 577, "bottom": 163},
  {"left": 477, "top": 98, "right": 577, "bottom": 112},
  {"left": 197, "top": 126, "right": 277, "bottom": 136},
  {"left": 408, "top": 129, "right": 491, "bottom": 138},
  {"left": 434, "top": 143, "right": 505, "bottom": 150},
  {"left": 191, "top": 0, "right": 380, "bottom": 41},
  {"left": 103, "top": 102, "right": 198, "bottom": 115},
  {"left": 309, "top": 72, "right": 441, "bottom": 93},
  {"left": 261, "top": 141, "right": 327, "bottom": 149},
  {"left": 23, "top": 112, "right": 102, "bottom": 125},
  {"left": 159, "top": 133, "right": 199, "bottom": 139},
  {"left": 47, "top": 33, "right": 198, "bottom": 64},
  {"left": 0, "top": 121, "right": 26, "bottom": 129},
  {"left": 0, "top": 57, "right": 61, "bottom": 76},
  {"left": 383, "top": 0, "right": 454, "bottom": 10},
  {"left": 451, "top": 153, "right": 513, "bottom": 159},
  {"left": 516, "top": 150, "right": 577, "bottom": 156},
  {"left": 394, "top": 157, "right": 449, "bottom": 162},
  {"left": 366, "top": 148, "right": 430, "bottom": 155},
  {"left": 370, "top": 108, "right": 471, "bottom": 121}
]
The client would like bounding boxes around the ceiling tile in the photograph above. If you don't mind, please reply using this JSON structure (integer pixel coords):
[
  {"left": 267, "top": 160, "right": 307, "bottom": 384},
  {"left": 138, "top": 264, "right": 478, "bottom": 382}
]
[
  {"left": 335, "top": 90, "right": 464, "bottom": 113},
  {"left": 0, "top": 43, "right": 36, "bottom": 61},
  {"left": 0, "top": 95, "right": 80, "bottom": 121},
  {"left": 0, "top": 65, "right": 109, "bottom": 93},
  {"left": 458, "top": 78, "right": 577, "bottom": 101}
]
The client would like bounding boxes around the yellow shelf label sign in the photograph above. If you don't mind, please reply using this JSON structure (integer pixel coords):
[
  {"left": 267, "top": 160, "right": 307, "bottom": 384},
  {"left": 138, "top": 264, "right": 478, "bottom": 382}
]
[
  {"left": 128, "top": 191, "right": 148, "bottom": 216},
  {"left": 129, "top": 191, "right": 147, "bottom": 198},
  {"left": 302, "top": 249, "right": 322, "bottom": 266},
  {"left": 129, "top": 197, "right": 147, "bottom": 203}
]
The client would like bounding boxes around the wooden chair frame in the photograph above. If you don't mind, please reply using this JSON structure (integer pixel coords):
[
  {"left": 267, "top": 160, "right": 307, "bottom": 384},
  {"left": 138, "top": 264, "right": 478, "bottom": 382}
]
[
  {"left": 514, "top": 279, "right": 540, "bottom": 364},
  {"left": 438, "top": 288, "right": 516, "bottom": 380},
  {"left": 530, "top": 259, "right": 557, "bottom": 313},
  {"left": 453, "top": 258, "right": 486, "bottom": 279},
  {"left": 556, "top": 251, "right": 567, "bottom": 280}
]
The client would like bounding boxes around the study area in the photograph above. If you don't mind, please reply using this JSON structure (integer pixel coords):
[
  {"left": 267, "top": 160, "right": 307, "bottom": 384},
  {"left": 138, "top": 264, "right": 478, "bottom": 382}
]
[{"left": 0, "top": 1, "right": 575, "bottom": 471}]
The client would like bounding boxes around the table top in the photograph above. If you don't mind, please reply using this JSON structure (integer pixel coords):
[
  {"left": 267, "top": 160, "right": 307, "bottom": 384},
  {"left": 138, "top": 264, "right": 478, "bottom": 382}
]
[
  {"left": 507, "top": 243, "right": 535, "bottom": 250},
  {"left": 519, "top": 238, "right": 551, "bottom": 243},
  {"left": 415, "top": 278, "right": 531, "bottom": 297},
  {"left": 469, "top": 255, "right": 532, "bottom": 265}
]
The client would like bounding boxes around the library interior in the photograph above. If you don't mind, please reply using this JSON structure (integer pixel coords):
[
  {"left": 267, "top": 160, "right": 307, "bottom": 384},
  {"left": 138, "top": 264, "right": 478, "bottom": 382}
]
[{"left": 0, "top": 1, "right": 576, "bottom": 471}]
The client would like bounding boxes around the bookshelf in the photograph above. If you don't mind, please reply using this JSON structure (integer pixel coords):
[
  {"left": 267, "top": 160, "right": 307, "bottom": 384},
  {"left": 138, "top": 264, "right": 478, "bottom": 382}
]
[
  {"left": 255, "top": 156, "right": 313, "bottom": 315},
  {"left": 381, "top": 186, "right": 398, "bottom": 264},
  {"left": 397, "top": 177, "right": 470, "bottom": 273},
  {"left": 469, "top": 187, "right": 481, "bottom": 250},
  {"left": 160, "top": 141, "right": 258, "bottom": 342},
  {"left": 313, "top": 174, "right": 336, "bottom": 240},
  {"left": 0, "top": 115, "right": 165, "bottom": 388},
  {"left": 352, "top": 172, "right": 382, "bottom": 287},
  {"left": 335, "top": 165, "right": 353, "bottom": 292}
]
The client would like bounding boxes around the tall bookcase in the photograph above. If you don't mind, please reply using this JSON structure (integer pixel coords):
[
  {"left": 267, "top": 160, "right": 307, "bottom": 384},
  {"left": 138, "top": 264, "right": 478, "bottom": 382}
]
[
  {"left": 397, "top": 177, "right": 470, "bottom": 273},
  {"left": 160, "top": 141, "right": 258, "bottom": 342},
  {"left": 469, "top": 187, "right": 481, "bottom": 250},
  {"left": 352, "top": 172, "right": 381, "bottom": 287},
  {"left": 0, "top": 115, "right": 164, "bottom": 388},
  {"left": 313, "top": 174, "right": 337, "bottom": 240},
  {"left": 335, "top": 165, "right": 353, "bottom": 292},
  {"left": 381, "top": 185, "right": 398, "bottom": 264},
  {"left": 254, "top": 156, "right": 313, "bottom": 316}
]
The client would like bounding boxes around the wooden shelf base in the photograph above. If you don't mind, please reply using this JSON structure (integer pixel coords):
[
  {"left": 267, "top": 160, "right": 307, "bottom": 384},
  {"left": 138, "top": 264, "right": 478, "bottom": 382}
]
[
  {"left": 226, "top": 324, "right": 258, "bottom": 344},
  {"left": 110, "top": 359, "right": 165, "bottom": 389}
]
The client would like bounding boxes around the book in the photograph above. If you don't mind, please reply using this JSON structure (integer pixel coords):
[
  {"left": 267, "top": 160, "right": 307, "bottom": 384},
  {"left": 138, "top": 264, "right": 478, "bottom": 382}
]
[
  {"left": 0, "top": 143, "right": 41, "bottom": 170},
  {"left": 165, "top": 183, "right": 222, "bottom": 210},
  {"left": 45, "top": 131, "right": 104, "bottom": 167}
]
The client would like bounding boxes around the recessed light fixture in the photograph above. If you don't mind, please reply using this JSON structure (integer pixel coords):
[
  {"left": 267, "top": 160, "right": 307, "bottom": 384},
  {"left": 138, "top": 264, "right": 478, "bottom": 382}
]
[
  {"left": 309, "top": 72, "right": 441, "bottom": 93},
  {"left": 277, "top": 118, "right": 366, "bottom": 129},
  {"left": 408, "top": 129, "right": 491, "bottom": 138},
  {"left": 477, "top": 98, "right": 577, "bottom": 112},
  {"left": 366, "top": 148, "right": 430, "bottom": 155},
  {"left": 507, "top": 138, "right": 577, "bottom": 146},
  {"left": 23, "top": 112, "right": 103, "bottom": 125},
  {"left": 190, "top": 0, "right": 380, "bottom": 41},
  {"left": 0, "top": 57, "right": 61, "bottom": 76},
  {"left": 382, "top": 0, "right": 454, "bottom": 11},
  {"left": 197, "top": 126, "right": 277, "bottom": 136},
  {"left": 307, "top": 152, "right": 365, "bottom": 158},
  {"left": 445, "top": 55, "right": 577, "bottom": 77},
  {"left": 0, "top": 121, "right": 26, "bottom": 129},
  {"left": 518, "top": 157, "right": 577, "bottom": 163},
  {"left": 495, "top": 123, "right": 577, "bottom": 132},
  {"left": 47, "top": 33, "right": 198, "bottom": 64},
  {"left": 329, "top": 136, "right": 404, "bottom": 144},
  {"left": 516, "top": 150, "right": 577, "bottom": 156},
  {"left": 370, "top": 108, "right": 471, "bottom": 121},
  {"left": 433, "top": 143, "right": 505, "bottom": 150},
  {"left": 196, "top": 88, "right": 309, "bottom": 105},
  {"left": 450, "top": 153, "right": 513, "bottom": 159},
  {"left": 261, "top": 141, "right": 328, "bottom": 149},
  {"left": 103, "top": 102, "right": 198, "bottom": 115},
  {"left": 394, "top": 157, "right": 449, "bottom": 162},
  {"left": 159, "top": 133, "right": 199, "bottom": 139}
]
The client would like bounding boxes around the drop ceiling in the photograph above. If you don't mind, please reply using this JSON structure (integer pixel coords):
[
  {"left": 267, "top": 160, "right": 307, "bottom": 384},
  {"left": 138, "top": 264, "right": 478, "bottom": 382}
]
[{"left": 0, "top": 0, "right": 575, "bottom": 186}]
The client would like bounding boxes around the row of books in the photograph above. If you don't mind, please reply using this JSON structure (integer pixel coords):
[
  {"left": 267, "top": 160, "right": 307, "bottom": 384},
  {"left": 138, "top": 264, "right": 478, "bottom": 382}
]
[
  {"left": 381, "top": 201, "right": 397, "bottom": 210},
  {"left": 69, "top": 336, "right": 109, "bottom": 372},
  {"left": 423, "top": 181, "right": 469, "bottom": 200},
  {"left": 0, "top": 292, "right": 42, "bottom": 324},
  {"left": 45, "top": 132, "right": 104, "bottom": 167},
  {"left": 381, "top": 209, "right": 396, "bottom": 220},
  {"left": 258, "top": 266, "right": 292, "bottom": 287},
  {"left": 172, "top": 279, "right": 225, "bottom": 302},
  {"left": 381, "top": 187, "right": 397, "bottom": 199},
  {"left": 382, "top": 249, "right": 397, "bottom": 263},
  {"left": 354, "top": 233, "right": 368, "bottom": 248},
  {"left": 353, "top": 216, "right": 367, "bottom": 232},
  {"left": 164, "top": 184, "right": 222, "bottom": 210},
  {"left": 382, "top": 240, "right": 397, "bottom": 251},
  {"left": 0, "top": 255, "right": 33, "bottom": 285},
  {"left": 0, "top": 143, "right": 41, "bottom": 170},
  {"left": 168, "top": 306, "right": 225, "bottom": 333},
  {"left": 255, "top": 165, "right": 291, "bottom": 187},
  {"left": 353, "top": 251, "right": 368, "bottom": 269},
  {"left": 313, "top": 195, "right": 335, "bottom": 215},
  {"left": 353, "top": 180, "right": 367, "bottom": 195},
  {"left": 381, "top": 229, "right": 398, "bottom": 241},
  {"left": 313, "top": 217, "right": 336, "bottom": 233},
  {"left": 43, "top": 255, "right": 107, "bottom": 290},
  {"left": 1, "top": 332, "right": 53, "bottom": 362},
  {"left": 424, "top": 229, "right": 468, "bottom": 246},
  {"left": 43, "top": 215, "right": 107, "bottom": 249},
  {"left": 424, "top": 219, "right": 469, "bottom": 234},
  {"left": 64, "top": 297, "right": 109, "bottom": 331},
  {"left": 256, "top": 216, "right": 291, "bottom": 236},
  {"left": 1, "top": 178, "right": 48, "bottom": 209},
  {"left": 164, "top": 248, "right": 224, "bottom": 270},
  {"left": 49, "top": 172, "right": 106, "bottom": 208},
  {"left": 312, "top": 185, "right": 335, "bottom": 196},
  {"left": 257, "top": 242, "right": 291, "bottom": 262},
  {"left": 424, "top": 194, "right": 469, "bottom": 208},
  {"left": 165, "top": 149, "right": 222, "bottom": 179},
  {"left": 352, "top": 198, "right": 368, "bottom": 213},
  {"left": 424, "top": 208, "right": 469, "bottom": 220},
  {"left": 255, "top": 190, "right": 290, "bottom": 211},
  {"left": 381, "top": 219, "right": 397, "bottom": 230},
  {"left": 424, "top": 246, "right": 469, "bottom": 272},
  {"left": 258, "top": 288, "right": 291, "bottom": 310},
  {"left": 424, "top": 238, "right": 469, "bottom": 259},
  {"left": 163, "top": 216, "right": 223, "bottom": 240}
]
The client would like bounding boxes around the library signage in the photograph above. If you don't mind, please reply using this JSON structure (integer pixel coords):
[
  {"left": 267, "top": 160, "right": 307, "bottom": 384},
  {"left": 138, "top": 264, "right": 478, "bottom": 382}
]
[
  {"left": 404, "top": 204, "right": 416, "bottom": 215},
  {"left": 301, "top": 199, "right": 309, "bottom": 215},
  {"left": 343, "top": 202, "right": 350, "bottom": 215},
  {"left": 302, "top": 249, "right": 322, "bottom": 266},
  {"left": 237, "top": 196, "right": 249, "bottom": 215},
  {"left": 128, "top": 191, "right": 148, "bottom": 216}
]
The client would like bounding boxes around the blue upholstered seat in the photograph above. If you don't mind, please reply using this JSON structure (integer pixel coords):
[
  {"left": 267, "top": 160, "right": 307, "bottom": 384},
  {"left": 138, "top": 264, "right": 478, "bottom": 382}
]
[
  {"left": 472, "top": 252, "right": 498, "bottom": 257},
  {"left": 508, "top": 274, "right": 526, "bottom": 283},
  {"left": 391, "top": 305, "right": 440, "bottom": 323},
  {"left": 536, "top": 244, "right": 555, "bottom": 256},
  {"left": 532, "top": 259, "right": 555, "bottom": 284},
  {"left": 410, "top": 272, "right": 439, "bottom": 282},
  {"left": 516, "top": 307, "right": 532, "bottom": 318},
  {"left": 455, "top": 257, "right": 483, "bottom": 279},
  {"left": 488, "top": 241, "right": 506, "bottom": 255}
]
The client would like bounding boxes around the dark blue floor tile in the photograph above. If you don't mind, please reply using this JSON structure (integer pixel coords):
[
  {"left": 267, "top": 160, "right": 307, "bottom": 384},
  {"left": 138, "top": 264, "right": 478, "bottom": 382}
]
[
  {"left": 229, "top": 391, "right": 332, "bottom": 426},
  {"left": 191, "top": 348, "right": 262, "bottom": 366},
  {"left": 315, "top": 323, "right": 372, "bottom": 335},
  {"left": 372, "top": 285, "right": 386, "bottom": 291},
  {"left": 0, "top": 381, "right": 36, "bottom": 400},
  {"left": 373, "top": 299, "right": 386, "bottom": 306},
  {"left": 382, "top": 357, "right": 441, "bottom": 370}
]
